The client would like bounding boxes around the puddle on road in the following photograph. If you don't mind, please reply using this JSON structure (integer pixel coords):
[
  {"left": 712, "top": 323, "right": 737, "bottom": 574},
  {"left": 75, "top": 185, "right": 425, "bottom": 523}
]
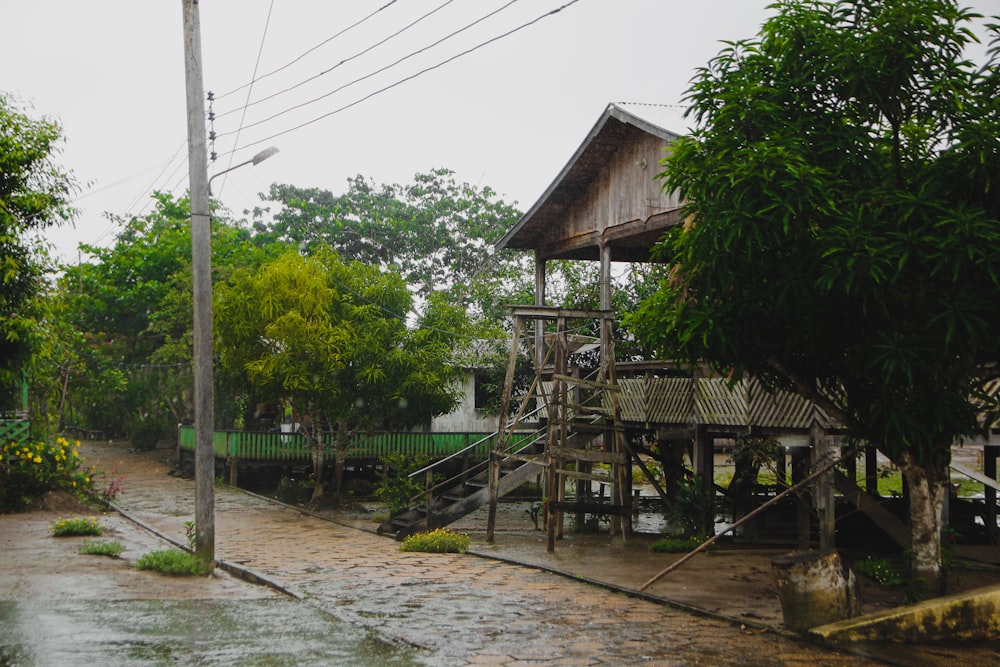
[{"left": 0, "top": 598, "right": 427, "bottom": 666}]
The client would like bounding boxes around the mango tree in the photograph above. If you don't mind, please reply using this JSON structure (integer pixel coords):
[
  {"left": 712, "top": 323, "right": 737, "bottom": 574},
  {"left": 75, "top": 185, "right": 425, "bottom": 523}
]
[
  {"left": 215, "top": 248, "right": 465, "bottom": 501},
  {"left": 627, "top": 0, "right": 1000, "bottom": 591}
]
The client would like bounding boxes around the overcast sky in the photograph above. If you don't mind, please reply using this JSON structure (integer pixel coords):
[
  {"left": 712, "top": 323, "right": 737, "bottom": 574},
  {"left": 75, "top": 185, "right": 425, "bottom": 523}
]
[{"left": 3, "top": 1, "right": 995, "bottom": 262}]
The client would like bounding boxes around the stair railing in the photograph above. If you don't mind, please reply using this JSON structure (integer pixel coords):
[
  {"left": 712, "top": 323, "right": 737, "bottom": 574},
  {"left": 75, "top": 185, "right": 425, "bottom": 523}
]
[{"left": 404, "top": 406, "right": 548, "bottom": 514}]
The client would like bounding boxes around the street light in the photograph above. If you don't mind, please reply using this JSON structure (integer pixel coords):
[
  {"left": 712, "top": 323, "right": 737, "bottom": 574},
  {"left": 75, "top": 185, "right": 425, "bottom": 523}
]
[
  {"left": 192, "top": 144, "right": 277, "bottom": 564},
  {"left": 208, "top": 146, "right": 280, "bottom": 195}
]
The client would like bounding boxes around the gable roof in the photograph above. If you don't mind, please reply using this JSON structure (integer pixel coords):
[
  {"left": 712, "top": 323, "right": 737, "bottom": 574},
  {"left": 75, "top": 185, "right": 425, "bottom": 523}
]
[{"left": 497, "top": 103, "right": 685, "bottom": 256}]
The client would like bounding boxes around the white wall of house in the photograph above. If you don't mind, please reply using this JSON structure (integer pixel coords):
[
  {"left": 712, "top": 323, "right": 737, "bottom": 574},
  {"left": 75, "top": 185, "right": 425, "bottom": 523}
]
[{"left": 431, "top": 371, "right": 497, "bottom": 433}]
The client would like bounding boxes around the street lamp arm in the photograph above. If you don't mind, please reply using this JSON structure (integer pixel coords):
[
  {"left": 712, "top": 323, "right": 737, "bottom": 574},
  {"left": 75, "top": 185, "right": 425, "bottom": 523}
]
[{"left": 208, "top": 146, "right": 280, "bottom": 194}]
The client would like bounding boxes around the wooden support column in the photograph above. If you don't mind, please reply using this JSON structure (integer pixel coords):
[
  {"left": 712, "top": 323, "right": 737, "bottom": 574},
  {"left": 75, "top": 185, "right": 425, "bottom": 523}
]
[
  {"left": 534, "top": 250, "right": 546, "bottom": 369},
  {"left": 811, "top": 422, "right": 835, "bottom": 550},
  {"left": 775, "top": 445, "right": 787, "bottom": 489},
  {"left": 692, "top": 424, "right": 714, "bottom": 536},
  {"left": 488, "top": 315, "right": 523, "bottom": 543},
  {"left": 986, "top": 445, "right": 999, "bottom": 544},
  {"left": 791, "top": 444, "right": 811, "bottom": 549},
  {"left": 865, "top": 445, "right": 879, "bottom": 495}
]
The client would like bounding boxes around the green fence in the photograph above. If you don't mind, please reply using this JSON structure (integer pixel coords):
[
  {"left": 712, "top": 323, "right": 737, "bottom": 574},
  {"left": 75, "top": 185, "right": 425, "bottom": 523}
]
[
  {"left": 177, "top": 426, "right": 531, "bottom": 463},
  {"left": 0, "top": 419, "right": 30, "bottom": 444}
]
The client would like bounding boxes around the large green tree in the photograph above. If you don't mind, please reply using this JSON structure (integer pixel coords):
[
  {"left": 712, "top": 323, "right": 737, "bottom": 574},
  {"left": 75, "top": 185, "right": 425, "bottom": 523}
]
[
  {"left": 215, "top": 248, "right": 466, "bottom": 501},
  {"left": 254, "top": 169, "right": 523, "bottom": 298},
  {"left": 0, "top": 93, "right": 75, "bottom": 405},
  {"left": 627, "top": 0, "right": 1000, "bottom": 590},
  {"left": 54, "top": 193, "right": 276, "bottom": 441}
]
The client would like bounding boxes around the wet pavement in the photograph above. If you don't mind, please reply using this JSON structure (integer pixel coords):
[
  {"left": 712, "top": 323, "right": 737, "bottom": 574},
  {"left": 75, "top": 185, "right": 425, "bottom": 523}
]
[{"left": 4, "top": 441, "right": 999, "bottom": 665}]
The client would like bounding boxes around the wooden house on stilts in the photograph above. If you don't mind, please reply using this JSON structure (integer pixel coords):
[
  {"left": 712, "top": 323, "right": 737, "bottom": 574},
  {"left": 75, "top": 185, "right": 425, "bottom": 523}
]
[{"left": 380, "top": 103, "right": 1000, "bottom": 555}]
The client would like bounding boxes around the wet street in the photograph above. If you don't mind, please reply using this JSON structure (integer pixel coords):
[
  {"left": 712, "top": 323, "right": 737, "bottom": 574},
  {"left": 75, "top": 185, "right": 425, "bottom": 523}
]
[
  {"left": 2, "top": 441, "right": 997, "bottom": 665},
  {"left": 0, "top": 598, "right": 418, "bottom": 665}
]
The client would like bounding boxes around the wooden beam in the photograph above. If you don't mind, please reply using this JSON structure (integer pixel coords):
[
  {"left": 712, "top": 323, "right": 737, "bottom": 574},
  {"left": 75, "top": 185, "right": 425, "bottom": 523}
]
[
  {"left": 549, "top": 446, "right": 626, "bottom": 464},
  {"left": 951, "top": 461, "right": 1000, "bottom": 493},
  {"left": 555, "top": 468, "right": 616, "bottom": 484},
  {"left": 833, "top": 470, "right": 911, "bottom": 549}
]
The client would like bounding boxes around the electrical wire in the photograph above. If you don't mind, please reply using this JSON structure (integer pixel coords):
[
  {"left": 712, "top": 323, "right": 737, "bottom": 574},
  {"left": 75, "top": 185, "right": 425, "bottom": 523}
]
[
  {"left": 215, "top": 0, "right": 276, "bottom": 199},
  {"left": 213, "top": 0, "right": 402, "bottom": 102},
  {"left": 218, "top": 0, "right": 581, "bottom": 155},
  {"left": 214, "top": 0, "right": 461, "bottom": 121},
  {"left": 215, "top": 0, "right": 520, "bottom": 136}
]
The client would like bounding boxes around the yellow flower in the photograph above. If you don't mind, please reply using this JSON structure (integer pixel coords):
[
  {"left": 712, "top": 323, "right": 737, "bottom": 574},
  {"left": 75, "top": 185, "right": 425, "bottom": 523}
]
[
  {"left": 33, "top": 456, "right": 42, "bottom": 463},
  {"left": 84, "top": 477, "right": 90, "bottom": 483}
]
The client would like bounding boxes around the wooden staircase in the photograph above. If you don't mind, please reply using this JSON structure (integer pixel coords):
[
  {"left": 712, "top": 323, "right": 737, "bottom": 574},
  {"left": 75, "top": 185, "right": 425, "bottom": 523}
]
[
  {"left": 376, "top": 428, "right": 546, "bottom": 540},
  {"left": 378, "top": 307, "right": 636, "bottom": 548}
]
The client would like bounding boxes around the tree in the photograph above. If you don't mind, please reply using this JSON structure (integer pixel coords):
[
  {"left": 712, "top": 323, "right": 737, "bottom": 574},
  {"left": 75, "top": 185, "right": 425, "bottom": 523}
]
[
  {"left": 0, "top": 93, "right": 76, "bottom": 402},
  {"left": 215, "top": 248, "right": 465, "bottom": 501},
  {"left": 51, "top": 192, "right": 277, "bottom": 441},
  {"left": 253, "top": 169, "right": 526, "bottom": 307},
  {"left": 626, "top": 0, "right": 1000, "bottom": 591}
]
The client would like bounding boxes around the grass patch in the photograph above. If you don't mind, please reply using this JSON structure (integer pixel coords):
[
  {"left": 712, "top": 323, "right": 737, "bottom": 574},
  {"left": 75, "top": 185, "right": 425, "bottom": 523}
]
[
  {"left": 79, "top": 540, "right": 125, "bottom": 557},
  {"left": 400, "top": 528, "right": 470, "bottom": 554},
  {"left": 134, "top": 550, "right": 213, "bottom": 576},
  {"left": 51, "top": 516, "right": 102, "bottom": 537}
]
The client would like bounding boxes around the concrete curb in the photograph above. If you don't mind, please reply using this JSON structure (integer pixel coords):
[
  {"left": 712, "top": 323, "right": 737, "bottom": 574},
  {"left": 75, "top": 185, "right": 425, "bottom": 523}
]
[
  {"left": 810, "top": 583, "right": 1000, "bottom": 644},
  {"left": 109, "top": 501, "right": 306, "bottom": 601}
]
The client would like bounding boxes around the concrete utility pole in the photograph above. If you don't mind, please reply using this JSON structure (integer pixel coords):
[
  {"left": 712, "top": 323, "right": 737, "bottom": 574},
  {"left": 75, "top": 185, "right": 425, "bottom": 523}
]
[{"left": 181, "top": 0, "right": 215, "bottom": 563}]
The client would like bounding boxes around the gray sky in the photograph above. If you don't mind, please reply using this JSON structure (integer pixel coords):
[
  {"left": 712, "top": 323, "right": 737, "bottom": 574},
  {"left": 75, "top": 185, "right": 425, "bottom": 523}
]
[{"left": 3, "top": 1, "right": 994, "bottom": 262}]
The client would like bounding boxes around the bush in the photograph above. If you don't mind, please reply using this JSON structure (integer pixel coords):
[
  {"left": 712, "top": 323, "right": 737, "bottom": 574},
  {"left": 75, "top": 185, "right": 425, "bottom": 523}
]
[
  {"left": 853, "top": 556, "right": 905, "bottom": 587},
  {"left": 79, "top": 540, "right": 125, "bottom": 557},
  {"left": 51, "top": 516, "right": 102, "bottom": 537},
  {"left": 1, "top": 437, "right": 97, "bottom": 512},
  {"left": 400, "top": 528, "right": 471, "bottom": 554},
  {"left": 134, "top": 550, "right": 212, "bottom": 576},
  {"left": 649, "top": 534, "right": 705, "bottom": 553},
  {"left": 375, "top": 453, "right": 430, "bottom": 515}
]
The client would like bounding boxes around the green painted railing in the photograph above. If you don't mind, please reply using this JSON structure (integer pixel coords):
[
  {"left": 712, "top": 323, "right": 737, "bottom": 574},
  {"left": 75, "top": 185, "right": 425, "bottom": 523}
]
[
  {"left": 0, "top": 419, "right": 30, "bottom": 444},
  {"left": 177, "top": 426, "right": 531, "bottom": 462}
]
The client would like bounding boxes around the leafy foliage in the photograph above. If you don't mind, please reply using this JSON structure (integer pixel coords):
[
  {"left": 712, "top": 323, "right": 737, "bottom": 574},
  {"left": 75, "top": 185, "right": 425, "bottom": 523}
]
[
  {"left": 0, "top": 437, "right": 96, "bottom": 512},
  {"left": 79, "top": 540, "right": 124, "bottom": 557},
  {"left": 0, "top": 94, "right": 76, "bottom": 402},
  {"left": 399, "top": 528, "right": 471, "bottom": 554},
  {"left": 51, "top": 516, "right": 102, "bottom": 537},
  {"left": 627, "top": 0, "right": 1000, "bottom": 587},
  {"left": 375, "top": 452, "right": 430, "bottom": 515},
  {"left": 134, "top": 550, "right": 212, "bottom": 576},
  {"left": 255, "top": 169, "right": 522, "bottom": 299},
  {"left": 215, "top": 248, "right": 467, "bottom": 500}
]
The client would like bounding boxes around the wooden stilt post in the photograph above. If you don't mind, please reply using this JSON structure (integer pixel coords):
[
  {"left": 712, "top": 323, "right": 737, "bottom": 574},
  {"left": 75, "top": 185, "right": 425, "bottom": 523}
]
[
  {"left": 811, "top": 422, "right": 835, "bottom": 550},
  {"left": 986, "top": 445, "right": 998, "bottom": 544}
]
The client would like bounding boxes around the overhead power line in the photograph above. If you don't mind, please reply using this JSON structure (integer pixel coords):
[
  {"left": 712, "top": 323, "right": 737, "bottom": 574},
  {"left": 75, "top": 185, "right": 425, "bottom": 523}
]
[
  {"left": 219, "top": 0, "right": 582, "bottom": 155},
  {"left": 215, "top": 0, "right": 276, "bottom": 199},
  {"left": 213, "top": 0, "right": 402, "bottom": 102},
  {"left": 216, "top": 0, "right": 520, "bottom": 135}
]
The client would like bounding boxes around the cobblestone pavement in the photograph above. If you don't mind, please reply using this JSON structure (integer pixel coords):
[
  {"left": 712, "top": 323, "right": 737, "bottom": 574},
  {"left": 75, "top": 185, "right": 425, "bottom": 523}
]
[{"left": 89, "top": 442, "right": 997, "bottom": 666}]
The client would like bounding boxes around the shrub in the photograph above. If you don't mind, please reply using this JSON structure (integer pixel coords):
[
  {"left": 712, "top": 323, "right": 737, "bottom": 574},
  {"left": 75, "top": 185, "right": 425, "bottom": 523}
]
[
  {"left": 79, "top": 540, "right": 125, "bottom": 557},
  {"left": 1, "top": 437, "right": 96, "bottom": 512},
  {"left": 853, "top": 556, "right": 905, "bottom": 587},
  {"left": 649, "top": 534, "right": 705, "bottom": 553},
  {"left": 51, "top": 516, "right": 102, "bottom": 537},
  {"left": 375, "top": 453, "right": 430, "bottom": 515},
  {"left": 400, "top": 528, "right": 471, "bottom": 554},
  {"left": 134, "top": 550, "right": 212, "bottom": 576}
]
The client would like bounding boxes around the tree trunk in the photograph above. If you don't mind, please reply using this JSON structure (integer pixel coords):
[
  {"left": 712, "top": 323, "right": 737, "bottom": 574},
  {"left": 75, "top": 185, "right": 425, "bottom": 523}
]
[
  {"left": 305, "top": 423, "right": 325, "bottom": 501},
  {"left": 899, "top": 450, "right": 948, "bottom": 595},
  {"left": 332, "top": 421, "right": 348, "bottom": 504}
]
